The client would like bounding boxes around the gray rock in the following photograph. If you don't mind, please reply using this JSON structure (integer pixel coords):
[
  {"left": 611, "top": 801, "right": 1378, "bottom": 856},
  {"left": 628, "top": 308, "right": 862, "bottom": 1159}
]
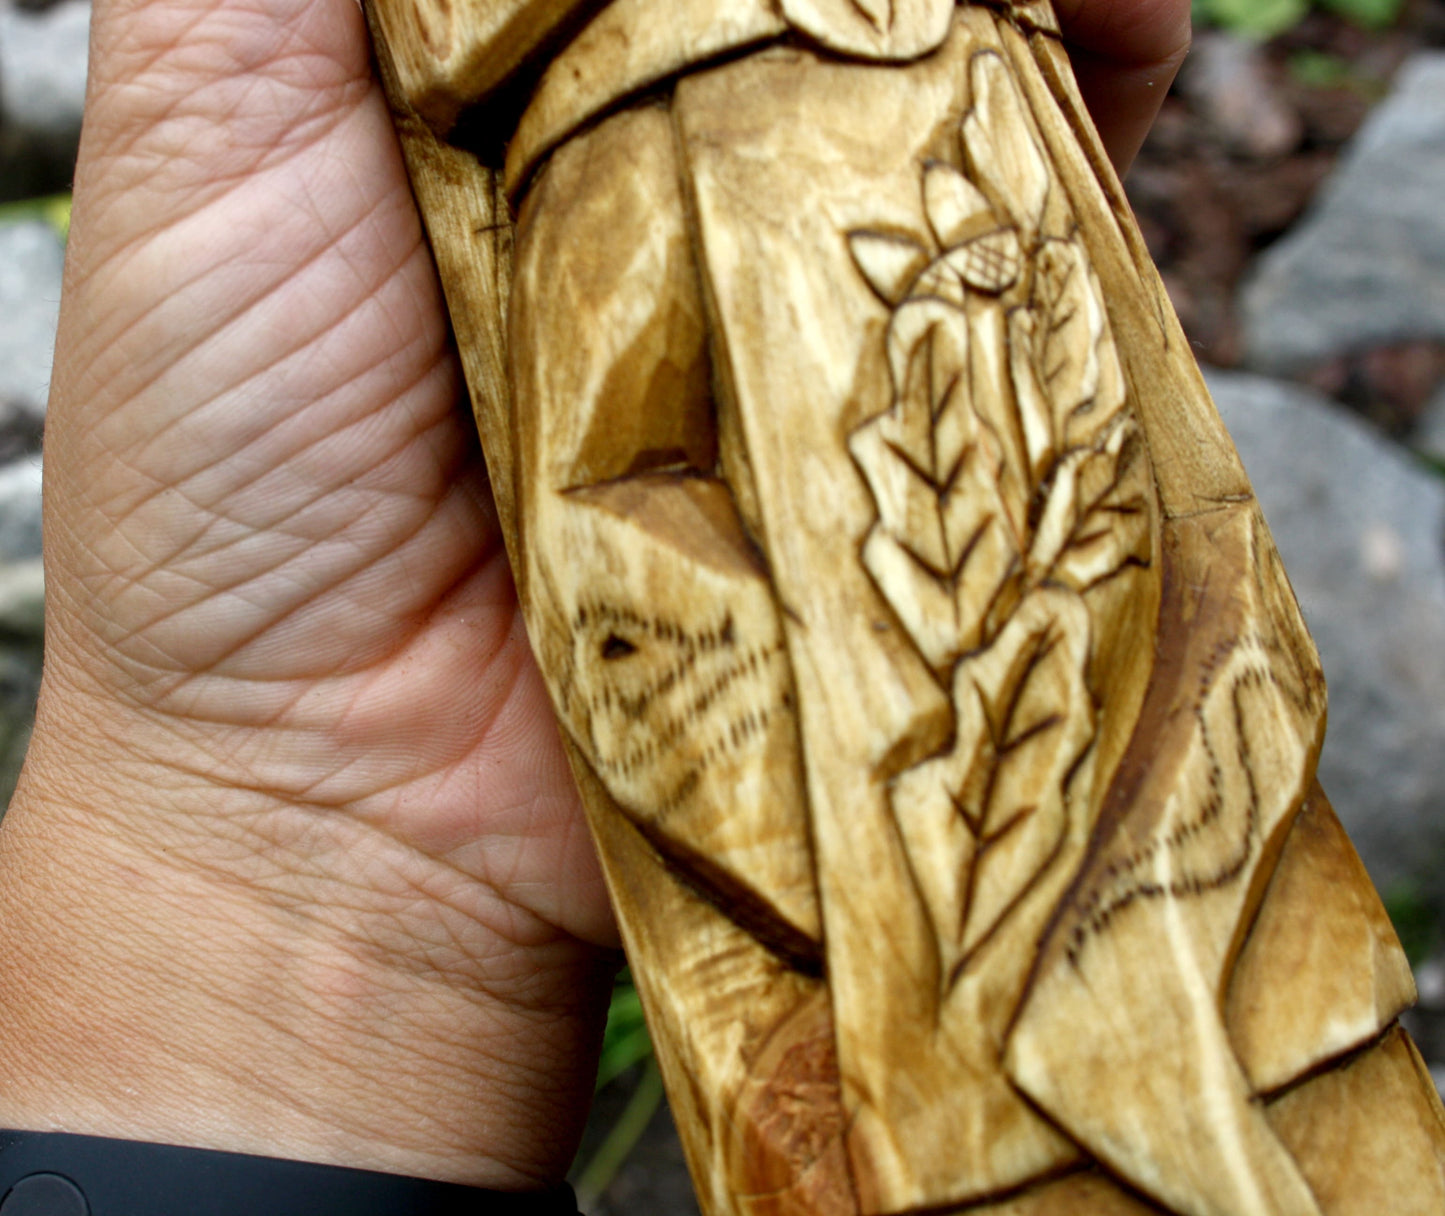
[
  {"left": 1419, "top": 384, "right": 1445, "bottom": 466},
  {"left": 0, "top": 0, "right": 90, "bottom": 139},
  {"left": 1180, "top": 32, "right": 1301, "bottom": 161},
  {"left": 0, "top": 557, "right": 42, "bottom": 637},
  {"left": 0, "top": 554, "right": 42, "bottom": 807},
  {"left": 0, "top": 221, "right": 62, "bottom": 451},
  {"left": 1206, "top": 369, "right": 1445, "bottom": 901},
  {"left": 0, "top": 459, "right": 43, "bottom": 814},
  {"left": 0, "top": 459, "right": 42, "bottom": 563},
  {"left": 1242, "top": 54, "right": 1445, "bottom": 373},
  {"left": 1417, "top": 959, "right": 1445, "bottom": 1011}
]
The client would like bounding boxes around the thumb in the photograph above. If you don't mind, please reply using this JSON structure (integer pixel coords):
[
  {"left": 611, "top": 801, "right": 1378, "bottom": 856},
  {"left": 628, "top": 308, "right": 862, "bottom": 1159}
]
[
  {"left": 1055, "top": 0, "right": 1194, "bottom": 174},
  {"left": 52, "top": 0, "right": 413, "bottom": 434}
]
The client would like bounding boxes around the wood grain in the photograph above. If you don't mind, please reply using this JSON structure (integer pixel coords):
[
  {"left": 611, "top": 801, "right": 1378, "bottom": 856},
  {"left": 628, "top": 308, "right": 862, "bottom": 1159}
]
[
  {"left": 368, "top": 0, "right": 594, "bottom": 131},
  {"left": 364, "top": 3, "right": 1445, "bottom": 1213},
  {"left": 1227, "top": 784, "right": 1417, "bottom": 1095}
]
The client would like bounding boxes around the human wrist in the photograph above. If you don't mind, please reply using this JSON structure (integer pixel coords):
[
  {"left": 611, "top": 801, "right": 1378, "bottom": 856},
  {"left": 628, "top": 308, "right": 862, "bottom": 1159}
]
[{"left": 0, "top": 693, "right": 615, "bottom": 1188}]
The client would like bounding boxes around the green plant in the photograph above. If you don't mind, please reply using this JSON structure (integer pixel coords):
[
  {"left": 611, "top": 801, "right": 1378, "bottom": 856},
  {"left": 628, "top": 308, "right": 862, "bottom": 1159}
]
[
  {"left": 594, "top": 978, "right": 653, "bottom": 1092},
  {"left": 1287, "top": 48, "right": 1354, "bottom": 88},
  {"left": 0, "top": 193, "right": 71, "bottom": 240},
  {"left": 573, "top": 976, "right": 662, "bottom": 1212},
  {"left": 1384, "top": 881, "right": 1440, "bottom": 967},
  {"left": 1193, "top": 0, "right": 1404, "bottom": 37},
  {"left": 574, "top": 1058, "right": 665, "bottom": 1212},
  {"left": 1319, "top": 0, "right": 1406, "bottom": 29},
  {"left": 1194, "top": 0, "right": 1307, "bottom": 39}
]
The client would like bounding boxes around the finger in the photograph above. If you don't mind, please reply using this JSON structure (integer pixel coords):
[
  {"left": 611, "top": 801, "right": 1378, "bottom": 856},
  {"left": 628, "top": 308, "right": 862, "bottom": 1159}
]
[
  {"left": 56, "top": 0, "right": 414, "bottom": 411},
  {"left": 47, "top": 0, "right": 460, "bottom": 664},
  {"left": 1053, "top": 0, "right": 1194, "bottom": 175},
  {"left": 78, "top": 0, "right": 376, "bottom": 220}
]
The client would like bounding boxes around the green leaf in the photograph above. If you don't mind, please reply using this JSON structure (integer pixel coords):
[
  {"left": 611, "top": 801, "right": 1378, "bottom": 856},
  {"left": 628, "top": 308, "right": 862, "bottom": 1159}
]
[
  {"left": 1194, "top": 0, "right": 1307, "bottom": 37},
  {"left": 0, "top": 193, "right": 71, "bottom": 241},
  {"left": 1288, "top": 49, "right": 1353, "bottom": 88},
  {"left": 596, "top": 981, "right": 653, "bottom": 1093},
  {"left": 1195, "top": 0, "right": 1402, "bottom": 35},
  {"left": 1319, "top": 0, "right": 1404, "bottom": 28},
  {"left": 1384, "top": 882, "right": 1440, "bottom": 967}
]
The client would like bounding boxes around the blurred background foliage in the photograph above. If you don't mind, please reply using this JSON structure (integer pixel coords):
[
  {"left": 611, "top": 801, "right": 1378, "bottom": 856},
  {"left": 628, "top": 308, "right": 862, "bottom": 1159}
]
[
  {"left": 1195, "top": 0, "right": 1405, "bottom": 38},
  {"left": 0, "top": 192, "right": 69, "bottom": 237},
  {"left": 573, "top": 973, "right": 659, "bottom": 1208}
]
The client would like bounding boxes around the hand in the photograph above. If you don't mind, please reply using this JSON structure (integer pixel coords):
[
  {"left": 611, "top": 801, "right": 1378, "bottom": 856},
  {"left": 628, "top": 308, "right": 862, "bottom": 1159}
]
[
  {"left": 1057, "top": 0, "right": 1194, "bottom": 172},
  {"left": 0, "top": 0, "right": 1190, "bottom": 1191},
  {"left": 0, "top": 0, "right": 614, "bottom": 1187}
]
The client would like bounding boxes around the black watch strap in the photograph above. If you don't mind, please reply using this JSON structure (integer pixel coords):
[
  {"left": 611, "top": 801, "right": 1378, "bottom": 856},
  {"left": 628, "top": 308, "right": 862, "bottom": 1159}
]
[{"left": 0, "top": 1130, "right": 579, "bottom": 1215}]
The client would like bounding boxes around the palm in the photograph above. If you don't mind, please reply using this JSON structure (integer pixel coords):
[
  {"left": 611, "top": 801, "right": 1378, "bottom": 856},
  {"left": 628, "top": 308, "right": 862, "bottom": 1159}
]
[{"left": 42, "top": 0, "right": 612, "bottom": 946}]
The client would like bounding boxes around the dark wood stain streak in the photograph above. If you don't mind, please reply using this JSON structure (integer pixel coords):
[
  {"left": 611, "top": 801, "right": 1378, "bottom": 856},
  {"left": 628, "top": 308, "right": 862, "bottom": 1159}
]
[
  {"left": 590, "top": 656, "right": 783, "bottom": 780},
  {"left": 1060, "top": 654, "right": 1320, "bottom": 967},
  {"left": 631, "top": 815, "right": 824, "bottom": 975}
]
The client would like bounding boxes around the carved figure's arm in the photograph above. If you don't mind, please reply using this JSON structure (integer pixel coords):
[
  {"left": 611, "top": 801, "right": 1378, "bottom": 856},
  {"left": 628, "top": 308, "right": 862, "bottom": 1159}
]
[{"left": 364, "top": 4, "right": 1445, "bottom": 1213}]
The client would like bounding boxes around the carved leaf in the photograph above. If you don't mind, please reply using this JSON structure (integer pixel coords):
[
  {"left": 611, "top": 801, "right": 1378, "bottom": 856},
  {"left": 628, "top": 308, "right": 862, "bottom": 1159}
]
[
  {"left": 1053, "top": 423, "right": 1152, "bottom": 593},
  {"left": 880, "top": 299, "right": 993, "bottom": 497},
  {"left": 923, "top": 161, "right": 997, "bottom": 248},
  {"left": 1065, "top": 263, "right": 1127, "bottom": 451},
  {"left": 957, "top": 589, "right": 1094, "bottom": 961},
  {"left": 883, "top": 299, "right": 971, "bottom": 478},
  {"left": 892, "top": 589, "right": 1093, "bottom": 973},
  {"left": 851, "top": 301, "right": 1020, "bottom": 673},
  {"left": 850, "top": 231, "right": 931, "bottom": 306},
  {"left": 962, "top": 50, "right": 1051, "bottom": 242},
  {"left": 1028, "top": 418, "right": 1150, "bottom": 593},
  {"left": 1032, "top": 239, "right": 1104, "bottom": 440},
  {"left": 779, "top": 0, "right": 955, "bottom": 60},
  {"left": 1006, "top": 241, "right": 1104, "bottom": 484},
  {"left": 890, "top": 750, "right": 979, "bottom": 967},
  {"left": 1007, "top": 309, "right": 1056, "bottom": 487},
  {"left": 852, "top": 0, "right": 890, "bottom": 27},
  {"left": 950, "top": 300, "right": 1032, "bottom": 547},
  {"left": 1003, "top": 229, "right": 1142, "bottom": 597}
]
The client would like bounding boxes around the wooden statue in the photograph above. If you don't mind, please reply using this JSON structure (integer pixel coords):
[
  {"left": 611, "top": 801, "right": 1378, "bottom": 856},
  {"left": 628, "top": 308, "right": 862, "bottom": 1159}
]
[{"left": 361, "top": 3, "right": 1445, "bottom": 1213}]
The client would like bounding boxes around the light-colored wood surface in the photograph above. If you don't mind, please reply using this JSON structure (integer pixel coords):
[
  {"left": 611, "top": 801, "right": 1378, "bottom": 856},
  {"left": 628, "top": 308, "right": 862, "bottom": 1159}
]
[
  {"left": 1267, "top": 1027, "right": 1445, "bottom": 1215},
  {"left": 504, "top": 0, "right": 787, "bottom": 196},
  {"left": 365, "top": 3, "right": 1445, "bottom": 1213},
  {"left": 369, "top": 0, "right": 594, "bottom": 131},
  {"left": 1226, "top": 785, "right": 1417, "bottom": 1095},
  {"left": 777, "top": 0, "right": 954, "bottom": 60}
]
